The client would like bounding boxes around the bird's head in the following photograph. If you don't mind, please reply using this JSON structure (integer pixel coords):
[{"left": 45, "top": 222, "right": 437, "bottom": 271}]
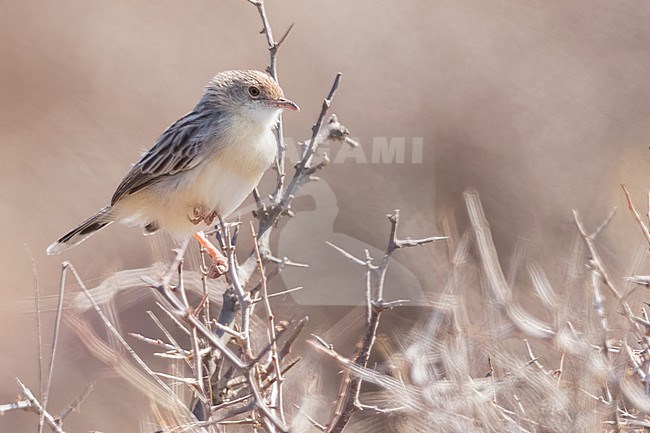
[{"left": 206, "top": 70, "right": 299, "bottom": 127}]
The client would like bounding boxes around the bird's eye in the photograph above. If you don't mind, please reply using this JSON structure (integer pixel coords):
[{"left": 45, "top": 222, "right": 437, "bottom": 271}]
[{"left": 248, "top": 86, "right": 261, "bottom": 97}]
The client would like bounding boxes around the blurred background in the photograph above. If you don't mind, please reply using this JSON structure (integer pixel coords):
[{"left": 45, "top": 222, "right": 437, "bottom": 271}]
[{"left": 1, "top": 0, "right": 650, "bottom": 431}]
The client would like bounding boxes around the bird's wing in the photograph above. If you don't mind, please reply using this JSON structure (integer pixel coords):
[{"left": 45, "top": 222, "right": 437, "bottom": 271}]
[{"left": 111, "top": 109, "right": 219, "bottom": 205}]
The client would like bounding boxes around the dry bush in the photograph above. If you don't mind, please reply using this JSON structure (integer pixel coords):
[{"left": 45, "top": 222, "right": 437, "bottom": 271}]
[
  {"left": 3, "top": 2, "right": 650, "bottom": 433},
  {"left": 314, "top": 190, "right": 650, "bottom": 433}
]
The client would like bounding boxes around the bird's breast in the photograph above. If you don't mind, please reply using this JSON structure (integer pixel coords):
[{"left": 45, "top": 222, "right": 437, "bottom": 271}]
[
  {"left": 188, "top": 126, "right": 277, "bottom": 213},
  {"left": 212, "top": 125, "right": 277, "bottom": 180}
]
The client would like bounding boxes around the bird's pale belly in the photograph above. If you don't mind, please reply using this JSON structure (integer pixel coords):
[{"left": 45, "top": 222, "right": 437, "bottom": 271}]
[{"left": 115, "top": 153, "right": 268, "bottom": 240}]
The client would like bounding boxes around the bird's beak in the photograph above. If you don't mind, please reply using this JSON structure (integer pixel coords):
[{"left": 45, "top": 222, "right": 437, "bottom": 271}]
[{"left": 269, "top": 98, "right": 300, "bottom": 112}]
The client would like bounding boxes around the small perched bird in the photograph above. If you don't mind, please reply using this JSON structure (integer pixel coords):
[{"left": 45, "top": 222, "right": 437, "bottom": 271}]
[{"left": 47, "top": 70, "right": 299, "bottom": 270}]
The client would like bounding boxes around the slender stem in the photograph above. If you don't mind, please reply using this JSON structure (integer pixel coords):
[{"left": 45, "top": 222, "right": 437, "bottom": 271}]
[
  {"left": 40, "top": 262, "right": 67, "bottom": 433},
  {"left": 251, "top": 222, "right": 286, "bottom": 424},
  {"left": 16, "top": 378, "right": 66, "bottom": 433}
]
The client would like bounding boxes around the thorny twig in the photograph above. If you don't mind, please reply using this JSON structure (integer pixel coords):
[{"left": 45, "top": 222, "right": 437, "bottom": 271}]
[
  {"left": 15, "top": 378, "right": 66, "bottom": 433},
  {"left": 142, "top": 225, "right": 296, "bottom": 431},
  {"left": 24, "top": 246, "right": 46, "bottom": 433},
  {"left": 67, "top": 261, "right": 183, "bottom": 399},
  {"left": 0, "top": 399, "right": 31, "bottom": 415},
  {"left": 622, "top": 184, "right": 650, "bottom": 249},
  {"left": 318, "top": 210, "right": 444, "bottom": 432},
  {"left": 255, "top": 74, "right": 354, "bottom": 246},
  {"left": 246, "top": 0, "right": 294, "bottom": 202},
  {"left": 30, "top": 2, "right": 355, "bottom": 432},
  {"left": 572, "top": 208, "right": 634, "bottom": 318},
  {"left": 2, "top": 256, "right": 96, "bottom": 433},
  {"left": 59, "top": 380, "right": 96, "bottom": 421},
  {"left": 251, "top": 221, "right": 287, "bottom": 425},
  {"left": 148, "top": 2, "right": 351, "bottom": 429},
  {"left": 39, "top": 261, "right": 67, "bottom": 433},
  {"left": 465, "top": 190, "right": 555, "bottom": 339}
]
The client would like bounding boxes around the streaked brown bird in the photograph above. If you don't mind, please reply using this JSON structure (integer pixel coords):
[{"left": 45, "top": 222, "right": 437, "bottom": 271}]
[{"left": 47, "top": 70, "right": 299, "bottom": 272}]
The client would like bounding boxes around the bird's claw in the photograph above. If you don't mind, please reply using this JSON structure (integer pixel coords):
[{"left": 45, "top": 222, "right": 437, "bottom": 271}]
[
  {"left": 207, "top": 261, "right": 229, "bottom": 279},
  {"left": 189, "top": 204, "right": 218, "bottom": 226}
]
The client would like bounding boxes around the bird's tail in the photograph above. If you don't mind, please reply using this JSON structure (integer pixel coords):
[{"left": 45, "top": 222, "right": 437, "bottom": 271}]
[{"left": 46, "top": 206, "right": 115, "bottom": 255}]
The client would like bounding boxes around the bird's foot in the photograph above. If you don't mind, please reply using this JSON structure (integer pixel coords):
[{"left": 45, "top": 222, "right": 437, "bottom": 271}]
[
  {"left": 203, "top": 210, "right": 218, "bottom": 226},
  {"left": 189, "top": 205, "right": 219, "bottom": 228},
  {"left": 189, "top": 204, "right": 209, "bottom": 225}
]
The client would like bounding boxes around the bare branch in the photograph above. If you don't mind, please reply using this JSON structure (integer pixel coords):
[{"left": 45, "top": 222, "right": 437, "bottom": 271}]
[
  {"left": 322, "top": 210, "right": 441, "bottom": 432},
  {"left": 251, "top": 221, "right": 287, "bottom": 425},
  {"left": 0, "top": 399, "right": 31, "bottom": 415},
  {"left": 245, "top": 0, "right": 293, "bottom": 79},
  {"left": 387, "top": 209, "right": 447, "bottom": 253},
  {"left": 292, "top": 404, "right": 326, "bottom": 431},
  {"left": 129, "top": 332, "right": 186, "bottom": 354},
  {"left": 464, "top": 190, "right": 512, "bottom": 305},
  {"left": 40, "top": 261, "right": 67, "bottom": 433},
  {"left": 68, "top": 262, "right": 179, "bottom": 395},
  {"left": 622, "top": 184, "right": 650, "bottom": 248},
  {"left": 16, "top": 378, "right": 66, "bottom": 433},
  {"left": 24, "top": 245, "right": 45, "bottom": 427},
  {"left": 297, "top": 74, "right": 343, "bottom": 171},
  {"left": 265, "top": 285, "right": 304, "bottom": 300},
  {"left": 59, "top": 380, "right": 95, "bottom": 421},
  {"left": 571, "top": 209, "right": 623, "bottom": 300},
  {"left": 326, "top": 241, "right": 368, "bottom": 267},
  {"left": 146, "top": 311, "right": 193, "bottom": 373},
  {"left": 256, "top": 74, "right": 349, "bottom": 239}
]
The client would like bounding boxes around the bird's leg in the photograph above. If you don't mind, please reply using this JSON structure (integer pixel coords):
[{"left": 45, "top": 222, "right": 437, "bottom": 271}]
[{"left": 193, "top": 231, "right": 228, "bottom": 278}]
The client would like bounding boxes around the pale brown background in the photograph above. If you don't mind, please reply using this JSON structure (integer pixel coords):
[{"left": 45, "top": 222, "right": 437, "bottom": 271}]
[{"left": 1, "top": 0, "right": 650, "bottom": 431}]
